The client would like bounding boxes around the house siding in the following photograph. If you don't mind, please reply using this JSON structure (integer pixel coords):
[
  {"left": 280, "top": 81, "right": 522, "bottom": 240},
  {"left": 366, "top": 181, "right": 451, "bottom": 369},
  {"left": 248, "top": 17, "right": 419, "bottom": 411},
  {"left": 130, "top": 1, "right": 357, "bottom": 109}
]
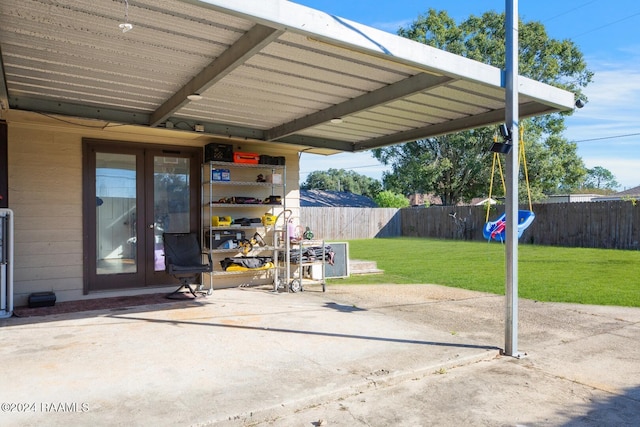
[
  {"left": 9, "top": 124, "right": 84, "bottom": 305},
  {"left": 5, "top": 111, "right": 301, "bottom": 306}
]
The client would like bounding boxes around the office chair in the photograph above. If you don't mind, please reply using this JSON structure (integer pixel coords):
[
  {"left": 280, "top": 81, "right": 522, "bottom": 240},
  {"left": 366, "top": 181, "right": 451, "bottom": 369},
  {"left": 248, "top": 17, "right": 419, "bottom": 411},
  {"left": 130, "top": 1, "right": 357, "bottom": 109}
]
[{"left": 163, "top": 232, "right": 212, "bottom": 299}]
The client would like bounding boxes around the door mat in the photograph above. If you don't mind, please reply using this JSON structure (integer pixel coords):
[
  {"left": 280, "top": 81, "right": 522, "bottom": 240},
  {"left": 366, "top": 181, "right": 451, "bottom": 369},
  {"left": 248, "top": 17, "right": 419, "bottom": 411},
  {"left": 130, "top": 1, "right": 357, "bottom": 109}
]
[{"left": 12, "top": 292, "right": 200, "bottom": 318}]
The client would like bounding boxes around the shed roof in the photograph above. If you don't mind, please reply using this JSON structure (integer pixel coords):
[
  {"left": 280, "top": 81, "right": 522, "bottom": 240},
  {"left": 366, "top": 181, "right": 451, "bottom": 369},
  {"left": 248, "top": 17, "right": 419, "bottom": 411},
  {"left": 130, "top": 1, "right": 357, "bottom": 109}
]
[
  {"left": 615, "top": 185, "right": 640, "bottom": 197},
  {"left": 0, "top": 0, "right": 575, "bottom": 154}
]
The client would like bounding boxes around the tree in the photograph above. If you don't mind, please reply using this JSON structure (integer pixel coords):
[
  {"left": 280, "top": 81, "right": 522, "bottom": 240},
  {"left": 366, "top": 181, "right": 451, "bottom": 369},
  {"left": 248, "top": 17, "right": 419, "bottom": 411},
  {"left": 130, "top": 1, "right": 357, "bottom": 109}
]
[
  {"left": 376, "top": 129, "right": 494, "bottom": 205},
  {"left": 582, "top": 166, "right": 620, "bottom": 192},
  {"left": 301, "top": 168, "right": 382, "bottom": 199},
  {"left": 374, "top": 190, "right": 410, "bottom": 208},
  {"left": 373, "top": 9, "right": 593, "bottom": 205}
]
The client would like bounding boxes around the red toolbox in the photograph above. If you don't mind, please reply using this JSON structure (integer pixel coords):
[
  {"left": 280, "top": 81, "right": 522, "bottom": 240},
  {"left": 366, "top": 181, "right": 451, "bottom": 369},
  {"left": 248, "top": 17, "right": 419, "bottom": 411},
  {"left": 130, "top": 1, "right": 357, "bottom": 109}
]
[{"left": 233, "top": 151, "right": 260, "bottom": 164}]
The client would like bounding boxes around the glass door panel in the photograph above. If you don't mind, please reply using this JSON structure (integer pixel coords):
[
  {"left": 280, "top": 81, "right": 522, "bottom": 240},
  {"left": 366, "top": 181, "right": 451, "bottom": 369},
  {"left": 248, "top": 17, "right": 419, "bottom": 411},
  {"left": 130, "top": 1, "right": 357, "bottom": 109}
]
[
  {"left": 85, "top": 140, "right": 200, "bottom": 292},
  {"left": 152, "top": 155, "right": 191, "bottom": 272},
  {"left": 95, "top": 153, "right": 138, "bottom": 275}
]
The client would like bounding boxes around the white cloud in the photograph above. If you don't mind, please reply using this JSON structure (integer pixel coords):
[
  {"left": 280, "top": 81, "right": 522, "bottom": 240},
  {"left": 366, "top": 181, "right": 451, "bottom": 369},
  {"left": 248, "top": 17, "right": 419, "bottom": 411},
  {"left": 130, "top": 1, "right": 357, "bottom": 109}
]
[
  {"left": 580, "top": 71, "right": 640, "bottom": 113},
  {"left": 565, "top": 51, "right": 640, "bottom": 189},
  {"left": 578, "top": 53, "right": 640, "bottom": 108}
]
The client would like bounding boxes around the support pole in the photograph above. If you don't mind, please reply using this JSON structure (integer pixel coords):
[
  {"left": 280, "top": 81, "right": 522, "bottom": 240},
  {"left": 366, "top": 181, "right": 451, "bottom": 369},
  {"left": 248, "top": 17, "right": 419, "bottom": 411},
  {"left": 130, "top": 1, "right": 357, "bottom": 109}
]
[
  {"left": 0, "top": 209, "right": 14, "bottom": 319},
  {"left": 504, "top": 0, "right": 522, "bottom": 357}
]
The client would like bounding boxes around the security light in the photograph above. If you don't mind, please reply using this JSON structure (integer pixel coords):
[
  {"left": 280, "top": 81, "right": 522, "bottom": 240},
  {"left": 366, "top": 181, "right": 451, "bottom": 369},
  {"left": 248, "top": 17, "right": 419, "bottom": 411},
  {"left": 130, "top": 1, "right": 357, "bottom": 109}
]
[
  {"left": 498, "top": 123, "right": 511, "bottom": 140},
  {"left": 490, "top": 124, "right": 513, "bottom": 154},
  {"left": 490, "top": 141, "right": 513, "bottom": 154}
]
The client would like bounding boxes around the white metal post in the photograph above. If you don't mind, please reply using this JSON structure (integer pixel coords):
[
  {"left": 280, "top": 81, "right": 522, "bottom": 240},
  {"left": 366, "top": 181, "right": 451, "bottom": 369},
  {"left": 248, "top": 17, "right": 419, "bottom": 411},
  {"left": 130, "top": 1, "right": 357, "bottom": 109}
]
[
  {"left": 0, "top": 209, "right": 14, "bottom": 319},
  {"left": 504, "top": 0, "right": 522, "bottom": 357}
]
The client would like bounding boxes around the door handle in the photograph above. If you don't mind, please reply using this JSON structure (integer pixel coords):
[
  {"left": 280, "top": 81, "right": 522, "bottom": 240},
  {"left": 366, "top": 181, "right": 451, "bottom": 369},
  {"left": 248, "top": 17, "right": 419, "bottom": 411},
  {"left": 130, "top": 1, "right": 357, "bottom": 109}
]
[{"left": 148, "top": 224, "right": 154, "bottom": 229}]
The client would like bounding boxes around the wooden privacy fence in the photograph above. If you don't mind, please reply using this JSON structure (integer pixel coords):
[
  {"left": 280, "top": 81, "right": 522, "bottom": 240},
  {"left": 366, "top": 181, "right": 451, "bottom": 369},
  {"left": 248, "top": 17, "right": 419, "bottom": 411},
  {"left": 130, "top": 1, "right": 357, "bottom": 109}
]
[
  {"left": 300, "top": 207, "right": 401, "bottom": 240},
  {"left": 302, "top": 201, "right": 640, "bottom": 250},
  {"left": 402, "top": 205, "right": 487, "bottom": 241},
  {"left": 525, "top": 201, "right": 640, "bottom": 249},
  {"left": 402, "top": 201, "right": 640, "bottom": 250}
]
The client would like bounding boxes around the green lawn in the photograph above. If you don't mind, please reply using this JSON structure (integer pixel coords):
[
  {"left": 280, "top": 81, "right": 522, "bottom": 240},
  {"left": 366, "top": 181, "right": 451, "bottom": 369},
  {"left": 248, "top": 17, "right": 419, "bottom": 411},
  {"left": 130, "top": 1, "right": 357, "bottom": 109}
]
[{"left": 329, "top": 238, "right": 640, "bottom": 307}]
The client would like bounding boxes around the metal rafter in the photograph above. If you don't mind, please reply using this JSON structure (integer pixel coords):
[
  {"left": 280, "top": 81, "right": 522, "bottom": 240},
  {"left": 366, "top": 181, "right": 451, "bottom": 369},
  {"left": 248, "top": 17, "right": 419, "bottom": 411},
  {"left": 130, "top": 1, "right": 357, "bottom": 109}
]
[
  {"left": 352, "top": 101, "right": 551, "bottom": 151},
  {"left": 267, "top": 134, "right": 355, "bottom": 152},
  {"left": 149, "top": 23, "right": 283, "bottom": 127},
  {"left": 0, "top": 0, "right": 576, "bottom": 152},
  {"left": 0, "top": 46, "right": 8, "bottom": 110},
  {"left": 265, "top": 73, "right": 453, "bottom": 141}
]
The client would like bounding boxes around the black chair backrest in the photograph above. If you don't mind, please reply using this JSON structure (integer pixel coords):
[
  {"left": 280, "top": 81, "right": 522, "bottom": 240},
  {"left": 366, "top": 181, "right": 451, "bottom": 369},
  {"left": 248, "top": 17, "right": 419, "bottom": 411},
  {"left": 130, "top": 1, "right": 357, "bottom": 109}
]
[{"left": 163, "top": 232, "right": 203, "bottom": 268}]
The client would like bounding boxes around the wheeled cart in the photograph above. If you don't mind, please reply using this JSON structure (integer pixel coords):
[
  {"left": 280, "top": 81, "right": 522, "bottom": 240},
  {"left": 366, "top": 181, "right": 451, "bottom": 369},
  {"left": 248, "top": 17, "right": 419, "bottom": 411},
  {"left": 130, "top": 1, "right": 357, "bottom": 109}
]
[
  {"left": 273, "top": 215, "right": 334, "bottom": 293},
  {"left": 288, "top": 239, "right": 331, "bottom": 292},
  {"left": 272, "top": 209, "right": 292, "bottom": 292}
]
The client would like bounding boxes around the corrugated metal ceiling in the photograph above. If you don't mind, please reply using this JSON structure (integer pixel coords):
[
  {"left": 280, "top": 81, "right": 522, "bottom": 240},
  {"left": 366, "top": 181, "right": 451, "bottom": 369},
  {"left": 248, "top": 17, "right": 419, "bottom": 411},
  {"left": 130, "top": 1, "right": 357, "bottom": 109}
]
[{"left": 0, "top": 0, "right": 575, "bottom": 153}]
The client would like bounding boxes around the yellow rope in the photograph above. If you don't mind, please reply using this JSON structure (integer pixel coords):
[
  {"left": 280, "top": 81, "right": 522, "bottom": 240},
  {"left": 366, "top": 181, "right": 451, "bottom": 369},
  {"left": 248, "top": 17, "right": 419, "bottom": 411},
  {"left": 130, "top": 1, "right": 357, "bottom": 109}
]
[
  {"left": 486, "top": 125, "right": 534, "bottom": 223},
  {"left": 486, "top": 153, "right": 497, "bottom": 223},
  {"left": 520, "top": 127, "right": 533, "bottom": 212},
  {"left": 497, "top": 154, "right": 506, "bottom": 194}
]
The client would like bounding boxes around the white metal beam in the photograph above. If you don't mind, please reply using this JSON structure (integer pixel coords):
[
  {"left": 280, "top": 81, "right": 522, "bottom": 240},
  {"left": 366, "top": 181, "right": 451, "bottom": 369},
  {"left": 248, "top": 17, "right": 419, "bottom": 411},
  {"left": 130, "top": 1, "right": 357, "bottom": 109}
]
[
  {"left": 149, "top": 23, "right": 283, "bottom": 127},
  {"left": 188, "top": 0, "right": 503, "bottom": 86},
  {"left": 265, "top": 73, "right": 453, "bottom": 141},
  {"left": 353, "top": 101, "right": 554, "bottom": 151}
]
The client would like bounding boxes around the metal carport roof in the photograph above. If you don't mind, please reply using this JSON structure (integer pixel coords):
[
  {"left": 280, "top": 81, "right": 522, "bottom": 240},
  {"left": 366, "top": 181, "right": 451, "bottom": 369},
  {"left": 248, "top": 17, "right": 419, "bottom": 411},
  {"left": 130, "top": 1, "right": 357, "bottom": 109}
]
[{"left": 0, "top": 0, "right": 575, "bottom": 154}]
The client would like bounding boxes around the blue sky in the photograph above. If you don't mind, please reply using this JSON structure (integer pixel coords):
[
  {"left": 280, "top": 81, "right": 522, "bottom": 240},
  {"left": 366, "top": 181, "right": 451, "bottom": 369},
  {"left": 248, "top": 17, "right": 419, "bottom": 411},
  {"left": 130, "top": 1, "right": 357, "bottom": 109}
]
[{"left": 295, "top": 0, "right": 640, "bottom": 190}]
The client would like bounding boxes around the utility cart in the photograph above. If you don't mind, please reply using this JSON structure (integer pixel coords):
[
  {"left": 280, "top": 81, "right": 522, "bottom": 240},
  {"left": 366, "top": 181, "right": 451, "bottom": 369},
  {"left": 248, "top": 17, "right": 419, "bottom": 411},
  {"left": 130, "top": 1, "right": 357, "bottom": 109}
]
[
  {"left": 288, "top": 239, "right": 332, "bottom": 292},
  {"left": 272, "top": 209, "right": 292, "bottom": 292}
]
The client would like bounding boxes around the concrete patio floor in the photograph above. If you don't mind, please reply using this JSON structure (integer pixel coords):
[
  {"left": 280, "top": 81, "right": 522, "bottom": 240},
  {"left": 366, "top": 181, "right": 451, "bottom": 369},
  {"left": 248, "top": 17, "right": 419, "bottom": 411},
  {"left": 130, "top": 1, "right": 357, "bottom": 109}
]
[{"left": 1, "top": 284, "right": 639, "bottom": 426}]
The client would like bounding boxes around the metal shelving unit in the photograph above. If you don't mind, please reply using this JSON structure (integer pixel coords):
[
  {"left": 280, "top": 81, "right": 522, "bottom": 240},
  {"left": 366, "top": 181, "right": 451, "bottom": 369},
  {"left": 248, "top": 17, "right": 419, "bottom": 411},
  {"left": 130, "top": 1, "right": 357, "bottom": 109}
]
[{"left": 202, "top": 161, "right": 286, "bottom": 290}]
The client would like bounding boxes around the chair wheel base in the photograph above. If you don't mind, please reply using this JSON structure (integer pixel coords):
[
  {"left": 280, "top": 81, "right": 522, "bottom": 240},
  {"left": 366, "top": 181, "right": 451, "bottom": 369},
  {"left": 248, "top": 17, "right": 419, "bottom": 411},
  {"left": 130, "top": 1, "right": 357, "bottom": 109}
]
[{"left": 166, "top": 285, "right": 206, "bottom": 300}]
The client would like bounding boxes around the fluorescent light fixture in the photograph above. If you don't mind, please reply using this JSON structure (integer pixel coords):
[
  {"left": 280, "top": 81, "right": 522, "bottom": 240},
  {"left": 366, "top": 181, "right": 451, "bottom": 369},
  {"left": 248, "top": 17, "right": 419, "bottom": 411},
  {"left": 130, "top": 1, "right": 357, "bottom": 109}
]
[{"left": 187, "top": 93, "right": 203, "bottom": 101}]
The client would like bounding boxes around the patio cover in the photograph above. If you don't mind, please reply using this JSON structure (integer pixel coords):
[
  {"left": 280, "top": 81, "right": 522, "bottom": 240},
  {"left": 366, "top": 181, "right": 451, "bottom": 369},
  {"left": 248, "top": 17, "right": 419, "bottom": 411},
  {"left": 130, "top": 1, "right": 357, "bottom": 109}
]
[{"left": 0, "top": 0, "right": 575, "bottom": 154}]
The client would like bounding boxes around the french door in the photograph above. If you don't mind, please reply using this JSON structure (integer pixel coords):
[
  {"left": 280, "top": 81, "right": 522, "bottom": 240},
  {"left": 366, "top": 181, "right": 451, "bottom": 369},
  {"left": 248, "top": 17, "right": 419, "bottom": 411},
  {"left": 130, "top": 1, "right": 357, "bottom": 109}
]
[{"left": 83, "top": 140, "right": 200, "bottom": 292}]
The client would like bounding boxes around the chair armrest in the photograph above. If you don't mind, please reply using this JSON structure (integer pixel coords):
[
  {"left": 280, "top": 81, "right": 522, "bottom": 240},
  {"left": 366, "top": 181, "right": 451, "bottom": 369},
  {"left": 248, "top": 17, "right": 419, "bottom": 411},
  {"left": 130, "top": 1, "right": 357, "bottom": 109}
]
[
  {"left": 164, "top": 255, "right": 173, "bottom": 271},
  {"left": 205, "top": 252, "right": 213, "bottom": 272}
]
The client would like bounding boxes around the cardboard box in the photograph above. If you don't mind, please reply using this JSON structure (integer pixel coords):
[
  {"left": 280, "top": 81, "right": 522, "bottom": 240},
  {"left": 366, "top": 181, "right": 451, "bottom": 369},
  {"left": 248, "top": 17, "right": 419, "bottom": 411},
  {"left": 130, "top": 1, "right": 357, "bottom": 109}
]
[
  {"left": 204, "top": 229, "right": 245, "bottom": 249},
  {"left": 211, "top": 168, "right": 230, "bottom": 181},
  {"left": 266, "top": 173, "right": 282, "bottom": 184}
]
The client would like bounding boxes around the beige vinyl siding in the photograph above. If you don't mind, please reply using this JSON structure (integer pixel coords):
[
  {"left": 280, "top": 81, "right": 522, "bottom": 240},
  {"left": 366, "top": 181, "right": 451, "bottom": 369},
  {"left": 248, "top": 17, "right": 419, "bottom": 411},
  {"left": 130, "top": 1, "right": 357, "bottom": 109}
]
[
  {"left": 8, "top": 125, "right": 84, "bottom": 305},
  {"left": 5, "top": 111, "right": 302, "bottom": 305}
]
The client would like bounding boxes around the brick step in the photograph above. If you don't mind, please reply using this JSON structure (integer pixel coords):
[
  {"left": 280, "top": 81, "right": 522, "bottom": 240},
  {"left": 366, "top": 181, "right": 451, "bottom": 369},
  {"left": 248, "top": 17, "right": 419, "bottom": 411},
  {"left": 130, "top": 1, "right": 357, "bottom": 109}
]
[{"left": 349, "top": 259, "right": 384, "bottom": 275}]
